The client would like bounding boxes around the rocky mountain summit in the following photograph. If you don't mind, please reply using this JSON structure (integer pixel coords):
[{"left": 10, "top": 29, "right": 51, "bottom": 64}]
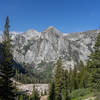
[{"left": 0, "top": 27, "right": 99, "bottom": 69}]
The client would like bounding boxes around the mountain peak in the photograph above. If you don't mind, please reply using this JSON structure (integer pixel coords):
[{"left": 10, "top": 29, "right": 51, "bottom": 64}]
[
  {"left": 25, "top": 29, "right": 39, "bottom": 34},
  {"left": 22, "top": 29, "right": 41, "bottom": 40},
  {"left": 47, "top": 26, "right": 55, "bottom": 30},
  {"left": 43, "top": 26, "right": 60, "bottom": 33}
]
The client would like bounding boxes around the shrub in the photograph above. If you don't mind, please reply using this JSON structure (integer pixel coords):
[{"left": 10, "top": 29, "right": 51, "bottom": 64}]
[
  {"left": 69, "top": 88, "right": 91, "bottom": 99},
  {"left": 95, "top": 92, "right": 100, "bottom": 100}
]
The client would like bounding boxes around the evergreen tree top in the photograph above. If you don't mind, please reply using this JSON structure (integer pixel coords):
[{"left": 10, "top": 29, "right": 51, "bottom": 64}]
[
  {"left": 94, "top": 33, "right": 100, "bottom": 51},
  {"left": 3, "top": 16, "right": 10, "bottom": 42},
  {"left": 5, "top": 16, "right": 10, "bottom": 28}
]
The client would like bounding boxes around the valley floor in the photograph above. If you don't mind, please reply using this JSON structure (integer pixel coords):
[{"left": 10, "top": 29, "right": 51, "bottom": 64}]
[{"left": 17, "top": 83, "right": 48, "bottom": 95}]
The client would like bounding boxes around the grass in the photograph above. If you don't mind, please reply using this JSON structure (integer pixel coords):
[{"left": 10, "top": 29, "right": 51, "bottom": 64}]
[{"left": 70, "top": 88, "right": 95, "bottom": 100}]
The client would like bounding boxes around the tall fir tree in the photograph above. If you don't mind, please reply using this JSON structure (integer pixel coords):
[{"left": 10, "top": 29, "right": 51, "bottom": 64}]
[
  {"left": 88, "top": 33, "right": 100, "bottom": 91},
  {"left": 0, "top": 16, "right": 16, "bottom": 100},
  {"left": 79, "top": 65, "right": 88, "bottom": 88},
  {"left": 68, "top": 67, "right": 73, "bottom": 93},
  {"left": 78, "top": 60, "right": 84, "bottom": 72},
  {"left": 54, "top": 58, "right": 63, "bottom": 100},
  {"left": 61, "top": 70, "right": 71, "bottom": 100},
  {"left": 30, "top": 86, "right": 40, "bottom": 100},
  {"left": 77, "top": 61, "right": 89, "bottom": 88},
  {"left": 48, "top": 82, "right": 55, "bottom": 100},
  {"left": 72, "top": 65, "right": 78, "bottom": 90}
]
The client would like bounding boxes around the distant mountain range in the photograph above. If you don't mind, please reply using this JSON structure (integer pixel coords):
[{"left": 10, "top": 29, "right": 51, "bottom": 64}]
[{"left": 0, "top": 27, "right": 100, "bottom": 70}]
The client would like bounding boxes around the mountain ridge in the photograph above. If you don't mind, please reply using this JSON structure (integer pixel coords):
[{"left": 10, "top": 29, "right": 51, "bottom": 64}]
[{"left": 0, "top": 27, "right": 100, "bottom": 69}]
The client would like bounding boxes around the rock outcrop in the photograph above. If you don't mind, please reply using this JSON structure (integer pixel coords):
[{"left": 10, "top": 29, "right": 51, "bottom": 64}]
[{"left": 0, "top": 27, "right": 99, "bottom": 69}]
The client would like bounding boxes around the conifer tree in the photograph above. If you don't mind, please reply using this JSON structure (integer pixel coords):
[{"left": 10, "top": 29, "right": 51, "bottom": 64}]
[
  {"left": 61, "top": 89, "right": 71, "bottom": 100},
  {"left": 79, "top": 65, "right": 88, "bottom": 88},
  {"left": 30, "top": 86, "right": 39, "bottom": 100},
  {"left": 68, "top": 67, "right": 73, "bottom": 93},
  {"left": 0, "top": 16, "right": 16, "bottom": 100},
  {"left": 88, "top": 33, "right": 100, "bottom": 91},
  {"left": 41, "top": 91, "right": 44, "bottom": 96},
  {"left": 44, "top": 89, "right": 47, "bottom": 95},
  {"left": 78, "top": 61, "right": 86, "bottom": 88},
  {"left": 78, "top": 60, "right": 84, "bottom": 71},
  {"left": 72, "top": 65, "right": 78, "bottom": 90},
  {"left": 61, "top": 70, "right": 71, "bottom": 100},
  {"left": 48, "top": 82, "right": 55, "bottom": 100},
  {"left": 54, "top": 58, "right": 63, "bottom": 100},
  {"left": 62, "top": 70, "right": 69, "bottom": 89}
]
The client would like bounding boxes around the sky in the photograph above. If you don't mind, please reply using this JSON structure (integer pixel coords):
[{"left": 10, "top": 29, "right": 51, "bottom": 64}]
[{"left": 0, "top": 0, "right": 100, "bottom": 33}]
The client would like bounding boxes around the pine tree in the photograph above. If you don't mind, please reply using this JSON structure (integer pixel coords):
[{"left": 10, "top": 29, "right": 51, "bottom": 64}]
[
  {"left": 41, "top": 91, "right": 44, "bottom": 96},
  {"left": 72, "top": 65, "right": 78, "bottom": 90},
  {"left": 88, "top": 33, "right": 100, "bottom": 91},
  {"left": 61, "top": 89, "right": 71, "bottom": 100},
  {"left": 53, "top": 58, "right": 71, "bottom": 100},
  {"left": 54, "top": 58, "right": 63, "bottom": 100},
  {"left": 30, "top": 86, "right": 39, "bottom": 100},
  {"left": 78, "top": 60, "right": 84, "bottom": 71},
  {"left": 61, "top": 70, "right": 71, "bottom": 100},
  {"left": 79, "top": 65, "right": 88, "bottom": 88},
  {"left": 44, "top": 89, "right": 47, "bottom": 95},
  {"left": 77, "top": 61, "right": 88, "bottom": 88},
  {"left": 48, "top": 82, "right": 55, "bottom": 100},
  {"left": 68, "top": 67, "right": 73, "bottom": 93},
  {"left": 0, "top": 16, "right": 16, "bottom": 100}
]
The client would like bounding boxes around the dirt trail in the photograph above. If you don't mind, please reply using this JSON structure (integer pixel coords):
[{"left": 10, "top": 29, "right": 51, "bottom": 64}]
[{"left": 40, "top": 95, "right": 48, "bottom": 100}]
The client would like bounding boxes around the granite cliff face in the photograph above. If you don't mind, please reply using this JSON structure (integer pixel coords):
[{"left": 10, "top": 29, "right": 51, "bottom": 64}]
[{"left": 0, "top": 27, "right": 99, "bottom": 69}]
